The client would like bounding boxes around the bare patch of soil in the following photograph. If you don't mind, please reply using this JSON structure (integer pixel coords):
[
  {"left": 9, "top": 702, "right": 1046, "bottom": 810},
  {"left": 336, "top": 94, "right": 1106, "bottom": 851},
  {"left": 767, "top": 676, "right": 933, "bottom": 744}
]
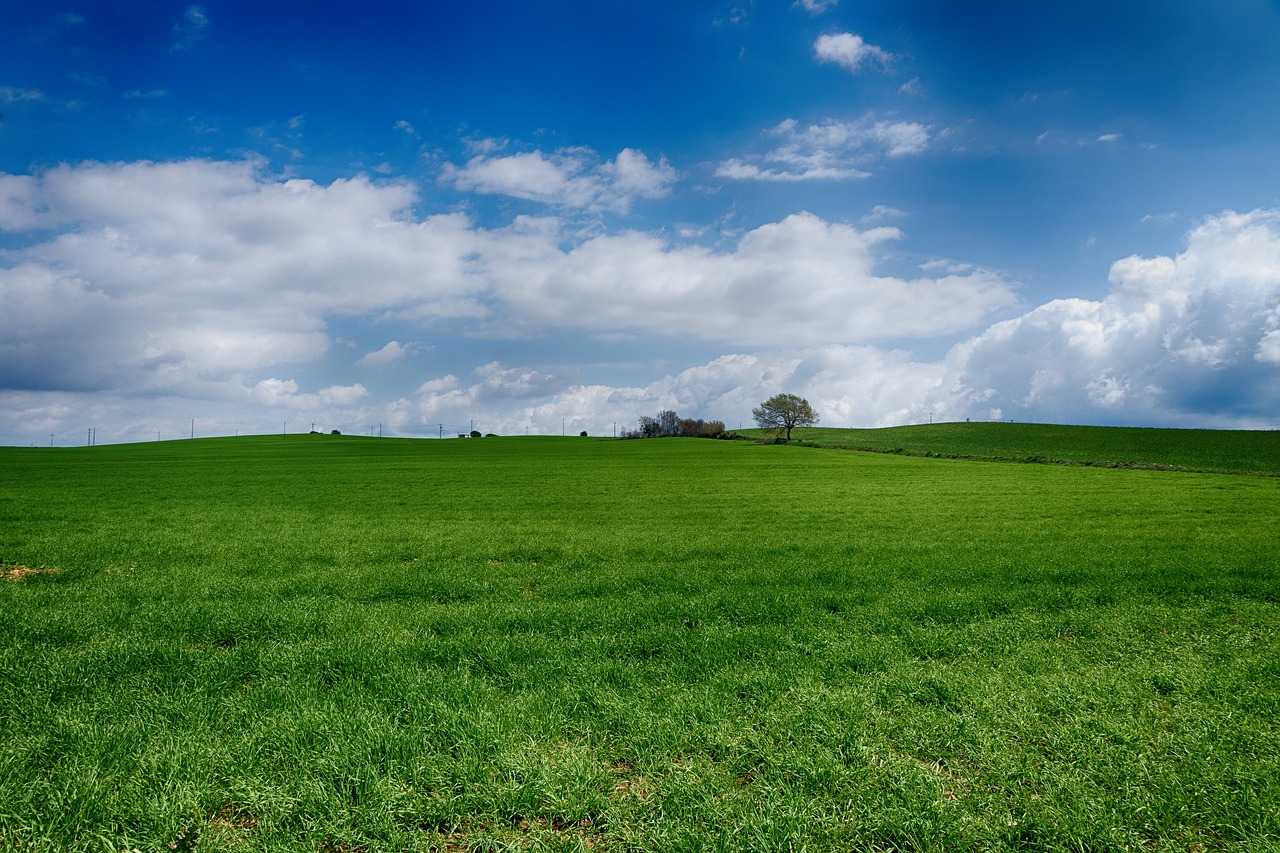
[{"left": 1, "top": 560, "right": 59, "bottom": 582}]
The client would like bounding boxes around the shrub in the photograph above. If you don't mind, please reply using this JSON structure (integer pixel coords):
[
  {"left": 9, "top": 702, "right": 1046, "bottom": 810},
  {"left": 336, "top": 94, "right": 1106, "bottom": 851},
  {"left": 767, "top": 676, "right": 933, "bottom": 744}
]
[{"left": 620, "top": 411, "right": 726, "bottom": 440}]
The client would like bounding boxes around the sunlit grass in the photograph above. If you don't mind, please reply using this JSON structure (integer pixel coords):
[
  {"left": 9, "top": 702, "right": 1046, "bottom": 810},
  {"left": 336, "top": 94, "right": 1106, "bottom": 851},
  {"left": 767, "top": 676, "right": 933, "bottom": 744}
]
[
  {"left": 1, "top": 432, "right": 1278, "bottom": 850},
  {"left": 774, "top": 421, "right": 1280, "bottom": 475}
]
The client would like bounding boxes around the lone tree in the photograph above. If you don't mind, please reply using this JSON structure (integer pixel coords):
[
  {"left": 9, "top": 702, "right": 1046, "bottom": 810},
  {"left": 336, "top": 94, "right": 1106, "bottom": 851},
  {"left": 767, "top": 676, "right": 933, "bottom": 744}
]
[{"left": 752, "top": 393, "right": 818, "bottom": 440}]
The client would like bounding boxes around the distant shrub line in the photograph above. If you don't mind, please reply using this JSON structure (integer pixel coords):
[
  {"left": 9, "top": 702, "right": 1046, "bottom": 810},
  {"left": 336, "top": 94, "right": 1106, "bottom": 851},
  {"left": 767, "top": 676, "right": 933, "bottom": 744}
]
[{"left": 619, "top": 410, "right": 727, "bottom": 440}]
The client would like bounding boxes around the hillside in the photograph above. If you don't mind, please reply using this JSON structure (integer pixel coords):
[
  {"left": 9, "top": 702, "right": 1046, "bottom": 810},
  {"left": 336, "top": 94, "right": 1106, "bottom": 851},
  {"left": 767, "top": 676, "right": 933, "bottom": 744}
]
[{"left": 737, "top": 421, "right": 1280, "bottom": 475}]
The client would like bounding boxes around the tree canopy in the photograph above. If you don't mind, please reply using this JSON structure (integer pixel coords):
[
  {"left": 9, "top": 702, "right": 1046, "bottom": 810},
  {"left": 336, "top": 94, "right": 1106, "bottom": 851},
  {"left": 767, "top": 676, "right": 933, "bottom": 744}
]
[
  {"left": 620, "top": 409, "right": 726, "bottom": 439},
  {"left": 752, "top": 393, "right": 818, "bottom": 440}
]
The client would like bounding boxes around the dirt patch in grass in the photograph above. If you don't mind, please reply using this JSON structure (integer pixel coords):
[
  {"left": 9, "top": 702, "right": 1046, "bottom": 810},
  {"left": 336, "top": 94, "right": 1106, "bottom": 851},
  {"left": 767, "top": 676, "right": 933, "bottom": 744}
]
[{"left": 1, "top": 560, "right": 59, "bottom": 582}]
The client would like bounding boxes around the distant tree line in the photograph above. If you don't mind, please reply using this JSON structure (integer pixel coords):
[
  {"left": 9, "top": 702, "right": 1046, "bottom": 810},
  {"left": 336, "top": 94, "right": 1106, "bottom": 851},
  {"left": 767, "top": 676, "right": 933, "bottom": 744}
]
[{"left": 620, "top": 409, "right": 727, "bottom": 440}]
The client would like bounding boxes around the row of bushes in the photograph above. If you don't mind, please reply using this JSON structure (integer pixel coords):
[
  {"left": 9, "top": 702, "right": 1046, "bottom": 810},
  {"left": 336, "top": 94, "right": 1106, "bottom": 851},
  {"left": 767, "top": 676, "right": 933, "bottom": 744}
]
[{"left": 620, "top": 410, "right": 727, "bottom": 440}]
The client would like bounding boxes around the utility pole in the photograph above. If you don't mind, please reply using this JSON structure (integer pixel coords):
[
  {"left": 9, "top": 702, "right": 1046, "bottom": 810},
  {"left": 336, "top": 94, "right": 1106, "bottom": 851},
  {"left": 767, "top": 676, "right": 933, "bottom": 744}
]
[
  {"left": 49, "top": 433, "right": 55, "bottom": 447},
  {"left": 191, "top": 419, "right": 195, "bottom": 439}
]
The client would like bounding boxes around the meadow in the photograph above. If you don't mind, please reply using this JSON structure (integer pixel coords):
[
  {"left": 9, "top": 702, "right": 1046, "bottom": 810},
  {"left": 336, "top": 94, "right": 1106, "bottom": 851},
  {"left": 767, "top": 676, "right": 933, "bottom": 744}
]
[{"left": 1, "top": 426, "right": 1278, "bottom": 852}]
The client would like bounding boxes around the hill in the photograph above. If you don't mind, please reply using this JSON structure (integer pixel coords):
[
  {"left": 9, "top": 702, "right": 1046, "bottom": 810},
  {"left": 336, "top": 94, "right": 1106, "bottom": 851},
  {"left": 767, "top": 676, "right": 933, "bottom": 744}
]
[{"left": 738, "top": 421, "right": 1280, "bottom": 475}]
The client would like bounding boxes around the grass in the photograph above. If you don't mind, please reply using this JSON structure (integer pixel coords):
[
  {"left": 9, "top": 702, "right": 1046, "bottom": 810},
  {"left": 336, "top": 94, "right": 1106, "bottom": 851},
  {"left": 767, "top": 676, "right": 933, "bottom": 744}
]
[
  {"left": 768, "top": 422, "right": 1280, "bottom": 476},
  {"left": 1, "top": 429, "right": 1278, "bottom": 851}
]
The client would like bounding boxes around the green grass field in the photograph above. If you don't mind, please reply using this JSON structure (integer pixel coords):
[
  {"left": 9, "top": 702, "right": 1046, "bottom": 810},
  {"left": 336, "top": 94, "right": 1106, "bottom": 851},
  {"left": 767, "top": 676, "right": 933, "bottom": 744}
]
[
  {"left": 2, "top": 426, "right": 1278, "bottom": 851},
  {"left": 771, "top": 422, "right": 1280, "bottom": 476}
]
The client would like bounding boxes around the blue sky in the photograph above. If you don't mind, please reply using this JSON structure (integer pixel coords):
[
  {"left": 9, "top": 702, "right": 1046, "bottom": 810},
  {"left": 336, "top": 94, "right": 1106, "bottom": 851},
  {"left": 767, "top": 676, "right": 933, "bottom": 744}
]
[{"left": 4, "top": 1, "right": 1280, "bottom": 443}]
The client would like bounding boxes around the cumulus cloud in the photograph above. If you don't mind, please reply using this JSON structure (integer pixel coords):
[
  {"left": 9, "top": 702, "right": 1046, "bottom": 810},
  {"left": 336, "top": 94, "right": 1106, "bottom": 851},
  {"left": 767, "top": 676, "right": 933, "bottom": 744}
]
[
  {"left": 475, "top": 211, "right": 1015, "bottom": 345},
  {"left": 0, "top": 159, "right": 482, "bottom": 395},
  {"left": 944, "top": 209, "right": 1280, "bottom": 425},
  {"left": 5, "top": 157, "right": 1278, "bottom": 443},
  {"left": 412, "top": 210, "right": 1280, "bottom": 434},
  {"left": 441, "top": 144, "right": 675, "bottom": 211},
  {"left": 717, "top": 116, "right": 929, "bottom": 182},
  {"left": 794, "top": 0, "right": 838, "bottom": 12},
  {"left": 814, "top": 32, "right": 892, "bottom": 72},
  {"left": 356, "top": 340, "right": 427, "bottom": 366},
  {"left": 250, "top": 378, "right": 368, "bottom": 409},
  {"left": 402, "top": 346, "right": 946, "bottom": 438},
  {"left": 3, "top": 158, "right": 1010, "bottom": 415}
]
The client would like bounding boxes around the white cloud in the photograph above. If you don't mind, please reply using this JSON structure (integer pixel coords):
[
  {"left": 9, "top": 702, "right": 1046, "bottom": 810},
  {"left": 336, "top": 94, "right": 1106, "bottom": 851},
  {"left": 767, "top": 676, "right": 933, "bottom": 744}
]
[
  {"left": 794, "top": 0, "right": 838, "bottom": 13},
  {"left": 475, "top": 211, "right": 1015, "bottom": 346},
  {"left": 250, "top": 378, "right": 368, "bottom": 409},
  {"left": 441, "top": 144, "right": 675, "bottom": 211},
  {"left": 0, "top": 159, "right": 482, "bottom": 395},
  {"left": 814, "top": 32, "right": 892, "bottom": 72},
  {"left": 415, "top": 375, "right": 458, "bottom": 394},
  {"left": 717, "top": 116, "right": 929, "bottom": 182},
  {"left": 943, "top": 209, "right": 1280, "bottom": 425},
  {"left": 448, "top": 209, "right": 1280, "bottom": 433},
  {"left": 5, "top": 158, "right": 1278, "bottom": 442},
  {"left": 356, "top": 340, "right": 424, "bottom": 366},
  {"left": 3, "top": 159, "right": 1009, "bottom": 409},
  {"left": 402, "top": 346, "right": 948, "bottom": 437}
]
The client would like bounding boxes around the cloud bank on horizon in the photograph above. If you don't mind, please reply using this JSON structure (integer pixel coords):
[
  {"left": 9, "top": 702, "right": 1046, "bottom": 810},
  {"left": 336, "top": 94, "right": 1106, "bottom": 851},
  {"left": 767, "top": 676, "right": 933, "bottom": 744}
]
[{"left": 3, "top": 2, "right": 1280, "bottom": 442}]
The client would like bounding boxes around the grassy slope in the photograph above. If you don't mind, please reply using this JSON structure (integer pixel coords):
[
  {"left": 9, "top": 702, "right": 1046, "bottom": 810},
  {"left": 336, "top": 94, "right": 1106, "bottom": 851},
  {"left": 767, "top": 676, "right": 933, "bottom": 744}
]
[
  {"left": 741, "top": 422, "right": 1280, "bottom": 475},
  {"left": 1, "top": 433, "right": 1278, "bottom": 851}
]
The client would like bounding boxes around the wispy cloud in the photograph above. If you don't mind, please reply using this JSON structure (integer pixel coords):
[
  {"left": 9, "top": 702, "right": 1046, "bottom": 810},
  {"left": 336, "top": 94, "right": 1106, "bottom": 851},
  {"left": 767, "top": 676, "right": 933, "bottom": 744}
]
[
  {"left": 717, "top": 116, "right": 929, "bottom": 182},
  {"left": 1, "top": 87, "right": 45, "bottom": 103},
  {"left": 862, "top": 205, "right": 907, "bottom": 223},
  {"left": 171, "top": 5, "right": 210, "bottom": 52},
  {"left": 794, "top": 0, "right": 838, "bottom": 13}
]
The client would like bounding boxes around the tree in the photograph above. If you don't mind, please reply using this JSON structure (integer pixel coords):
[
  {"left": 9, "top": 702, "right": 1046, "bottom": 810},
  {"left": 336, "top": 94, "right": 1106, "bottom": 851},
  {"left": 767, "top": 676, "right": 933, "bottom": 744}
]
[
  {"left": 620, "top": 410, "right": 727, "bottom": 440},
  {"left": 752, "top": 393, "right": 818, "bottom": 440}
]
